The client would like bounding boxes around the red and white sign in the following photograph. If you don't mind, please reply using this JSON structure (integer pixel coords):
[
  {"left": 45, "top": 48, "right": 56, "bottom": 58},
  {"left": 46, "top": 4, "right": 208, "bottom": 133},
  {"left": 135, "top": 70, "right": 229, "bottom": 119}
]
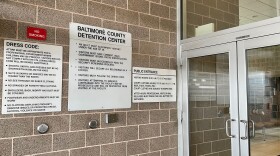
[{"left": 27, "top": 27, "right": 47, "bottom": 40}]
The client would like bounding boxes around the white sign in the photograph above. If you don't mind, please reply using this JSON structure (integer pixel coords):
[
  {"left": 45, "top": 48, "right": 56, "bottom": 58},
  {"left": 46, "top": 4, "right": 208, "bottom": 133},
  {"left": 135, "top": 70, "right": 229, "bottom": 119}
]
[
  {"left": 133, "top": 67, "right": 176, "bottom": 103},
  {"left": 68, "top": 23, "right": 132, "bottom": 111},
  {"left": 2, "top": 40, "right": 63, "bottom": 114}
]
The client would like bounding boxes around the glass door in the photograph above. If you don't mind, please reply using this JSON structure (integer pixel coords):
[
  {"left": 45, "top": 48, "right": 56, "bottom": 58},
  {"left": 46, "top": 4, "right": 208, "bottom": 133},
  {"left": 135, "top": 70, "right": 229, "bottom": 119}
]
[
  {"left": 182, "top": 43, "right": 240, "bottom": 156},
  {"left": 238, "top": 34, "right": 280, "bottom": 156}
]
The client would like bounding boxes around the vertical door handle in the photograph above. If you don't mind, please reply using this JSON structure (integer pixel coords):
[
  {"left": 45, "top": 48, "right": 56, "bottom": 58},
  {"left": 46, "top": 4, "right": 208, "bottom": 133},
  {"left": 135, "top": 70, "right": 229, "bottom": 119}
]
[
  {"left": 249, "top": 120, "right": 255, "bottom": 138},
  {"left": 225, "top": 119, "right": 236, "bottom": 138},
  {"left": 240, "top": 120, "right": 248, "bottom": 140}
]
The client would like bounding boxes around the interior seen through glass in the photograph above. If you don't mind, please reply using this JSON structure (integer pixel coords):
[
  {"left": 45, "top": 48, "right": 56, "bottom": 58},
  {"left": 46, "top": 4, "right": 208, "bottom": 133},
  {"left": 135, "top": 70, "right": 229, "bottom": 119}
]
[
  {"left": 188, "top": 53, "right": 231, "bottom": 156},
  {"left": 185, "top": 0, "right": 280, "bottom": 38},
  {"left": 246, "top": 46, "right": 280, "bottom": 156}
]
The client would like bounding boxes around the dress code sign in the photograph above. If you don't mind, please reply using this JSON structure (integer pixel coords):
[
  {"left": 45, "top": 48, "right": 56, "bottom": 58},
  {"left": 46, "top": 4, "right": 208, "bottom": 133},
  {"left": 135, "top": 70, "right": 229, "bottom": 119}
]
[
  {"left": 2, "top": 40, "right": 63, "bottom": 114},
  {"left": 68, "top": 23, "right": 132, "bottom": 111}
]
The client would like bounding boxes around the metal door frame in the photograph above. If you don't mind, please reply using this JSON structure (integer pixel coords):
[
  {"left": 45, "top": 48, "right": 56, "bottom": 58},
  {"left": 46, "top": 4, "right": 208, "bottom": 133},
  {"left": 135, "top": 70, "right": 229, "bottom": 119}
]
[
  {"left": 237, "top": 33, "right": 280, "bottom": 156},
  {"left": 178, "top": 17, "right": 280, "bottom": 156},
  {"left": 182, "top": 43, "right": 239, "bottom": 156}
]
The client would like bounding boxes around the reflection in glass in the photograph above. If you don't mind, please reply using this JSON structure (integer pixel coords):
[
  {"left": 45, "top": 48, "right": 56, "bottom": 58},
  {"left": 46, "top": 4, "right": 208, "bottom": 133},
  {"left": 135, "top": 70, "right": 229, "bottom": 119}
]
[
  {"left": 188, "top": 53, "right": 231, "bottom": 156},
  {"left": 184, "top": 0, "right": 280, "bottom": 39},
  {"left": 247, "top": 46, "right": 280, "bottom": 156},
  {"left": 240, "top": 0, "right": 279, "bottom": 25}
]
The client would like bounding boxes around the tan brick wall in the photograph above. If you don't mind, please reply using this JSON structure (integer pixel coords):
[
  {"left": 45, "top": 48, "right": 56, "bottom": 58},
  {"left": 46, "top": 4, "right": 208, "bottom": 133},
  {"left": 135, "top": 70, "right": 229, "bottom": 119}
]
[
  {"left": 186, "top": 0, "right": 239, "bottom": 38},
  {"left": 0, "top": 0, "right": 177, "bottom": 155}
]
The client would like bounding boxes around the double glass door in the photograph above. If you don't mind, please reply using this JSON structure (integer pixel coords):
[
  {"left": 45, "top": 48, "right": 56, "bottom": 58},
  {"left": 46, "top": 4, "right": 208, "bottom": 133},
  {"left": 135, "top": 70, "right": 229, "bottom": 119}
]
[{"left": 184, "top": 34, "right": 280, "bottom": 156}]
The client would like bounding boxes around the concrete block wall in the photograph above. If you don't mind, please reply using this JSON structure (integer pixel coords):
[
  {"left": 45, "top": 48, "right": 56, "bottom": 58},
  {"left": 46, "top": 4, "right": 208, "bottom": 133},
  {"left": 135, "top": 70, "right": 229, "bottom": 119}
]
[{"left": 0, "top": 0, "right": 178, "bottom": 155}]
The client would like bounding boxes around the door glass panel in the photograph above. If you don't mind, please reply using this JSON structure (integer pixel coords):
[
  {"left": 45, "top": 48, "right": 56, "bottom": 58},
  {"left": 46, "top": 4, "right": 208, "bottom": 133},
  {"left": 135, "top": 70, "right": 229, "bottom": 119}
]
[
  {"left": 183, "top": 0, "right": 280, "bottom": 39},
  {"left": 246, "top": 46, "right": 280, "bottom": 156},
  {"left": 188, "top": 53, "right": 231, "bottom": 156}
]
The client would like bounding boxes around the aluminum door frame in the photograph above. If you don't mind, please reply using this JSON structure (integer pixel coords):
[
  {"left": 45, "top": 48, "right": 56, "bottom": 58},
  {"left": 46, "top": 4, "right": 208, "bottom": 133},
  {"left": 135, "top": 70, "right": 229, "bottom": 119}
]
[
  {"left": 237, "top": 33, "right": 280, "bottom": 156},
  {"left": 182, "top": 42, "right": 240, "bottom": 156},
  {"left": 179, "top": 15, "right": 280, "bottom": 156}
]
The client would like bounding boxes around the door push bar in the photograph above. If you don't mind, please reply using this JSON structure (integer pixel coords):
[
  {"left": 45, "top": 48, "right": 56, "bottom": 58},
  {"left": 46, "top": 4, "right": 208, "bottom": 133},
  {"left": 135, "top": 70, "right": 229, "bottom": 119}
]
[{"left": 226, "top": 119, "right": 236, "bottom": 138}]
